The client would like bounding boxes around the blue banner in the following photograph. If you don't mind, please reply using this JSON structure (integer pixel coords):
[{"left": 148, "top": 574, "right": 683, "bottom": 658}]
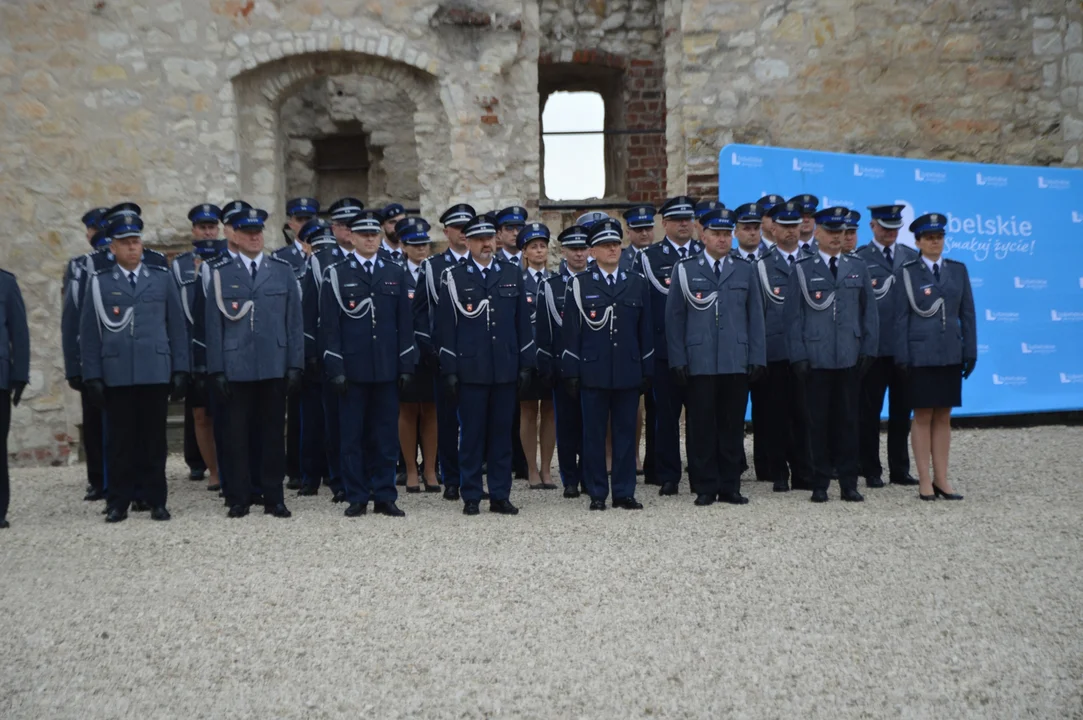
[{"left": 719, "top": 144, "right": 1083, "bottom": 416}]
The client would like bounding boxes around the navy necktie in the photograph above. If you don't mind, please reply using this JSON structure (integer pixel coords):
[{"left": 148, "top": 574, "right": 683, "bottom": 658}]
[
  {"left": 884, "top": 246, "right": 892, "bottom": 265},
  {"left": 714, "top": 261, "right": 722, "bottom": 279},
  {"left": 128, "top": 271, "right": 137, "bottom": 289},
  {"left": 249, "top": 262, "right": 257, "bottom": 281},
  {"left": 509, "top": 255, "right": 519, "bottom": 264},
  {"left": 787, "top": 254, "right": 795, "bottom": 266},
  {"left": 482, "top": 267, "right": 490, "bottom": 281},
  {"left": 392, "top": 251, "right": 401, "bottom": 262},
  {"left": 933, "top": 262, "right": 940, "bottom": 282},
  {"left": 607, "top": 274, "right": 615, "bottom": 287},
  {"left": 829, "top": 256, "right": 838, "bottom": 279},
  {"left": 364, "top": 260, "right": 373, "bottom": 275},
  {"left": 678, "top": 246, "right": 687, "bottom": 259}
]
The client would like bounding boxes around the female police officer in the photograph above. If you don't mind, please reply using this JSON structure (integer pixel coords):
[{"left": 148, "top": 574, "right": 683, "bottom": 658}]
[{"left": 893, "top": 213, "right": 976, "bottom": 501}]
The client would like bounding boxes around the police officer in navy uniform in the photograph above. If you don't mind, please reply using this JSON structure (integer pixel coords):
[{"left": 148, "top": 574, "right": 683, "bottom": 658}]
[
  {"left": 693, "top": 200, "right": 725, "bottom": 244},
  {"left": 894, "top": 213, "right": 975, "bottom": 501},
  {"left": 0, "top": 268, "right": 29, "bottom": 529},
  {"left": 756, "top": 194, "right": 786, "bottom": 256},
  {"left": 855, "top": 204, "right": 920, "bottom": 488},
  {"left": 205, "top": 208, "right": 304, "bottom": 519},
  {"left": 494, "top": 206, "right": 532, "bottom": 480},
  {"left": 631, "top": 196, "right": 703, "bottom": 496},
  {"left": 436, "top": 215, "right": 534, "bottom": 515},
  {"left": 321, "top": 209, "right": 416, "bottom": 517},
  {"left": 731, "top": 202, "right": 769, "bottom": 480},
  {"left": 755, "top": 200, "right": 815, "bottom": 493},
  {"left": 842, "top": 209, "right": 861, "bottom": 255},
  {"left": 537, "top": 225, "right": 590, "bottom": 498},
  {"left": 517, "top": 222, "right": 556, "bottom": 489},
  {"left": 80, "top": 213, "right": 189, "bottom": 523},
  {"left": 378, "top": 203, "right": 407, "bottom": 266},
  {"left": 790, "top": 194, "right": 820, "bottom": 254},
  {"left": 562, "top": 219, "right": 653, "bottom": 511},
  {"left": 784, "top": 207, "right": 879, "bottom": 503},
  {"left": 63, "top": 208, "right": 109, "bottom": 299},
  {"left": 667, "top": 208, "right": 766, "bottom": 507},
  {"left": 620, "top": 205, "right": 657, "bottom": 479}
]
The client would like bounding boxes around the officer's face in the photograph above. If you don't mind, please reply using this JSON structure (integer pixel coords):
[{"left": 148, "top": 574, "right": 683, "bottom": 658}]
[
  {"left": 382, "top": 218, "right": 401, "bottom": 241},
  {"left": 917, "top": 231, "right": 945, "bottom": 259},
  {"left": 498, "top": 226, "right": 521, "bottom": 251},
  {"left": 664, "top": 217, "right": 694, "bottom": 243},
  {"left": 223, "top": 225, "right": 238, "bottom": 251},
  {"left": 800, "top": 212, "right": 816, "bottom": 237},
  {"left": 112, "top": 236, "right": 143, "bottom": 270},
  {"left": 564, "top": 246, "right": 589, "bottom": 272},
  {"left": 701, "top": 228, "right": 733, "bottom": 259},
  {"left": 332, "top": 221, "right": 351, "bottom": 243},
  {"left": 815, "top": 226, "right": 844, "bottom": 255},
  {"left": 842, "top": 229, "right": 858, "bottom": 253},
  {"left": 352, "top": 231, "right": 380, "bottom": 257},
  {"left": 773, "top": 222, "right": 800, "bottom": 250},
  {"left": 287, "top": 215, "right": 313, "bottom": 234},
  {"left": 760, "top": 216, "right": 776, "bottom": 241},
  {"left": 870, "top": 222, "right": 899, "bottom": 247},
  {"left": 468, "top": 234, "right": 496, "bottom": 263},
  {"left": 591, "top": 241, "right": 622, "bottom": 270},
  {"left": 85, "top": 226, "right": 97, "bottom": 242},
  {"left": 627, "top": 226, "right": 654, "bottom": 249},
  {"left": 193, "top": 221, "right": 219, "bottom": 240},
  {"left": 404, "top": 243, "right": 430, "bottom": 265},
  {"left": 444, "top": 224, "right": 468, "bottom": 252},
  {"left": 522, "top": 238, "right": 548, "bottom": 268},
  {"left": 236, "top": 228, "right": 265, "bottom": 257},
  {"left": 735, "top": 222, "right": 761, "bottom": 251}
]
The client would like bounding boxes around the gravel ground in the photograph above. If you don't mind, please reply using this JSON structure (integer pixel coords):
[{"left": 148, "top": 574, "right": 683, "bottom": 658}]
[{"left": 1, "top": 427, "right": 1081, "bottom": 719}]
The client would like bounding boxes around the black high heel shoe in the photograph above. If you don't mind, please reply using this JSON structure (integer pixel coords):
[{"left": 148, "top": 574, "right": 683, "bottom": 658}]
[
  {"left": 406, "top": 485, "right": 422, "bottom": 494},
  {"left": 918, "top": 491, "right": 936, "bottom": 501},
  {"left": 932, "top": 484, "right": 963, "bottom": 500}
]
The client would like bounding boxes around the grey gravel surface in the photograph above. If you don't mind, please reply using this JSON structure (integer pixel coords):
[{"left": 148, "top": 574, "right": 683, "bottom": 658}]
[{"left": 1, "top": 427, "right": 1081, "bottom": 719}]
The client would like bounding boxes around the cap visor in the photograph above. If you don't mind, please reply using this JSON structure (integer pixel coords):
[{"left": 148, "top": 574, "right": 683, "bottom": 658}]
[{"left": 876, "top": 219, "right": 904, "bottom": 229}]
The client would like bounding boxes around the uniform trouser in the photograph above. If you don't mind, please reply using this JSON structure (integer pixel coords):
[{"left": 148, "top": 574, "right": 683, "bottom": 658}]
[
  {"left": 687, "top": 374, "right": 748, "bottom": 497},
  {"left": 749, "top": 376, "right": 769, "bottom": 479},
  {"left": 340, "top": 381, "right": 399, "bottom": 505},
  {"left": 458, "top": 382, "right": 515, "bottom": 503},
  {"left": 581, "top": 386, "right": 639, "bottom": 502},
  {"left": 511, "top": 406, "right": 528, "bottom": 476},
  {"left": 104, "top": 384, "right": 169, "bottom": 511},
  {"left": 285, "top": 391, "right": 302, "bottom": 481},
  {"left": 223, "top": 379, "right": 286, "bottom": 508},
  {"left": 805, "top": 367, "right": 860, "bottom": 492},
  {"left": 182, "top": 394, "right": 206, "bottom": 474},
  {"left": 652, "top": 364, "right": 688, "bottom": 487},
  {"left": 859, "top": 356, "right": 912, "bottom": 480},
  {"left": 321, "top": 383, "right": 343, "bottom": 493},
  {"left": 552, "top": 382, "right": 583, "bottom": 490},
  {"left": 300, "top": 376, "right": 329, "bottom": 487},
  {"left": 763, "top": 361, "right": 815, "bottom": 488},
  {"left": 434, "top": 376, "right": 461, "bottom": 488},
  {"left": 0, "top": 390, "right": 9, "bottom": 518},
  {"left": 80, "top": 390, "right": 105, "bottom": 491}
]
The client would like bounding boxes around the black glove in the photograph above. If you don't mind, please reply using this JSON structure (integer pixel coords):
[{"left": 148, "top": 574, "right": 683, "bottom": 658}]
[
  {"left": 84, "top": 379, "right": 106, "bottom": 409},
  {"left": 962, "top": 358, "right": 976, "bottom": 380},
  {"left": 305, "top": 356, "right": 320, "bottom": 379},
  {"left": 640, "top": 376, "right": 652, "bottom": 395},
  {"left": 791, "top": 360, "right": 811, "bottom": 379},
  {"left": 895, "top": 362, "right": 910, "bottom": 378},
  {"left": 329, "top": 374, "right": 348, "bottom": 396},
  {"left": 748, "top": 364, "right": 765, "bottom": 383},
  {"left": 672, "top": 365, "right": 689, "bottom": 387},
  {"left": 564, "top": 376, "right": 580, "bottom": 400},
  {"left": 857, "top": 354, "right": 874, "bottom": 378},
  {"left": 443, "top": 373, "right": 459, "bottom": 402},
  {"left": 211, "top": 372, "right": 231, "bottom": 401},
  {"left": 68, "top": 376, "right": 83, "bottom": 393},
  {"left": 538, "top": 368, "right": 555, "bottom": 391},
  {"left": 286, "top": 368, "right": 303, "bottom": 396},
  {"left": 169, "top": 372, "right": 189, "bottom": 402},
  {"left": 517, "top": 368, "right": 534, "bottom": 396},
  {"left": 397, "top": 373, "right": 414, "bottom": 393},
  {"left": 11, "top": 381, "right": 26, "bottom": 407}
]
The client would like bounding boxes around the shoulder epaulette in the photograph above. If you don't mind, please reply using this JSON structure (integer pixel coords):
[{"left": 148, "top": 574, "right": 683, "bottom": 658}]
[
  {"left": 321, "top": 258, "right": 346, "bottom": 277},
  {"left": 0, "top": 268, "right": 14, "bottom": 279},
  {"left": 944, "top": 257, "right": 963, "bottom": 265},
  {"left": 92, "top": 266, "right": 111, "bottom": 276},
  {"left": 148, "top": 264, "right": 169, "bottom": 272},
  {"left": 270, "top": 254, "right": 293, "bottom": 267},
  {"left": 145, "top": 248, "right": 165, "bottom": 258},
  {"left": 210, "top": 255, "right": 231, "bottom": 268},
  {"left": 794, "top": 255, "right": 815, "bottom": 264},
  {"left": 902, "top": 259, "right": 920, "bottom": 268}
]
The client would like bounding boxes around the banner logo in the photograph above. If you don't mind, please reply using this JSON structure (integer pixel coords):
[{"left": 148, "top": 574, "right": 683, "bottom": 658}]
[
  {"left": 970, "top": 277, "right": 984, "bottom": 288},
  {"left": 985, "top": 309, "right": 1020, "bottom": 322},
  {"left": 992, "top": 373, "right": 1027, "bottom": 386},
  {"left": 1071, "top": 211, "right": 1082, "bottom": 223},
  {"left": 853, "top": 163, "right": 885, "bottom": 179},
  {"left": 914, "top": 168, "right": 947, "bottom": 183},
  {"left": 731, "top": 152, "right": 763, "bottom": 168},
  {"left": 1037, "top": 175, "right": 1070, "bottom": 190},
  {"left": 977, "top": 344, "right": 990, "bottom": 355},
  {"left": 821, "top": 195, "right": 854, "bottom": 208},
  {"left": 1021, "top": 342, "right": 1055, "bottom": 354},
  {"left": 1060, "top": 373, "right": 1083, "bottom": 384},
  {"left": 1013, "top": 276, "right": 1048, "bottom": 290},
  {"left": 792, "top": 157, "right": 825, "bottom": 173},
  {"left": 1051, "top": 310, "right": 1083, "bottom": 322},
  {"left": 976, "top": 172, "right": 1008, "bottom": 187}
]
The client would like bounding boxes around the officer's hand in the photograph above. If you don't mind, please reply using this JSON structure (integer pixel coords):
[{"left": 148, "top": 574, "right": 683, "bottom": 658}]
[
  {"left": 211, "top": 372, "right": 231, "bottom": 401},
  {"left": 11, "top": 381, "right": 26, "bottom": 407},
  {"left": 444, "top": 373, "right": 459, "bottom": 402},
  {"left": 748, "top": 364, "right": 766, "bottom": 383},
  {"left": 564, "top": 376, "right": 580, "bottom": 400},
  {"left": 639, "top": 376, "right": 652, "bottom": 395},
  {"left": 329, "top": 375, "right": 348, "bottom": 396},
  {"left": 672, "top": 365, "right": 689, "bottom": 387},
  {"left": 84, "top": 379, "right": 106, "bottom": 409},
  {"left": 169, "top": 372, "right": 189, "bottom": 402},
  {"left": 791, "top": 360, "right": 811, "bottom": 378},
  {"left": 397, "top": 373, "right": 414, "bottom": 393},
  {"left": 286, "top": 368, "right": 303, "bottom": 396},
  {"left": 962, "top": 359, "right": 976, "bottom": 380},
  {"left": 67, "top": 376, "right": 83, "bottom": 393},
  {"left": 857, "top": 354, "right": 874, "bottom": 378},
  {"left": 304, "top": 356, "right": 320, "bottom": 378},
  {"left": 517, "top": 368, "right": 534, "bottom": 396},
  {"left": 895, "top": 362, "right": 910, "bottom": 378}
]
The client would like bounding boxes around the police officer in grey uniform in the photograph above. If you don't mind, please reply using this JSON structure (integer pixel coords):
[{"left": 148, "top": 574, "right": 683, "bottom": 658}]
[
  {"left": 205, "top": 208, "right": 304, "bottom": 519},
  {"left": 667, "top": 208, "right": 766, "bottom": 507},
  {"left": 790, "top": 194, "right": 820, "bottom": 254},
  {"left": 0, "top": 268, "right": 29, "bottom": 529},
  {"left": 784, "top": 207, "right": 879, "bottom": 503},
  {"left": 63, "top": 208, "right": 109, "bottom": 299},
  {"left": 855, "top": 204, "right": 920, "bottom": 488},
  {"left": 80, "top": 213, "right": 189, "bottom": 523}
]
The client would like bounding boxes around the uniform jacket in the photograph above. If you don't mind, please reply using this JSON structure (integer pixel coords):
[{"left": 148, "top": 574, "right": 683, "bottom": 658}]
[
  {"left": 319, "top": 254, "right": 417, "bottom": 383},
  {"left": 560, "top": 268, "right": 654, "bottom": 389},
  {"left": 79, "top": 264, "right": 188, "bottom": 387},
  {"left": 170, "top": 250, "right": 201, "bottom": 334},
  {"left": 301, "top": 245, "right": 348, "bottom": 364},
  {"left": 853, "top": 241, "right": 919, "bottom": 358},
  {"left": 756, "top": 246, "right": 809, "bottom": 362},
  {"left": 783, "top": 253, "right": 879, "bottom": 369},
  {"left": 619, "top": 244, "right": 648, "bottom": 273},
  {"left": 435, "top": 257, "right": 535, "bottom": 385},
  {"left": 378, "top": 244, "right": 406, "bottom": 267},
  {"left": 271, "top": 242, "right": 308, "bottom": 280},
  {"left": 412, "top": 249, "right": 467, "bottom": 359},
  {"left": 665, "top": 253, "right": 766, "bottom": 375},
  {"left": 536, "top": 269, "right": 572, "bottom": 379},
  {"left": 205, "top": 254, "right": 304, "bottom": 381},
  {"left": 893, "top": 257, "right": 977, "bottom": 368},
  {"left": 0, "top": 270, "right": 30, "bottom": 391},
  {"left": 190, "top": 250, "right": 232, "bottom": 374},
  {"left": 521, "top": 267, "right": 549, "bottom": 327},
  {"left": 630, "top": 237, "right": 704, "bottom": 361}
]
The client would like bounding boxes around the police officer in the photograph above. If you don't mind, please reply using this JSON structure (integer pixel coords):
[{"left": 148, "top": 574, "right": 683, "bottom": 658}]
[
  {"left": 667, "top": 208, "right": 765, "bottom": 506},
  {"left": 790, "top": 194, "right": 820, "bottom": 253},
  {"left": 562, "top": 219, "right": 653, "bottom": 511},
  {"left": 379, "top": 203, "right": 407, "bottom": 265},
  {"left": 205, "top": 208, "right": 304, "bottom": 519},
  {"left": 517, "top": 222, "right": 556, "bottom": 489},
  {"left": 784, "top": 206, "right": 879, "bottom": 503},
  {"left": 620, "top": 205, "right": 656, "bottom": 272},
  {"left": 321, "top": 209, "right": 416, "bottom": 517},
  {"left": 732, "top": 203, "right": 766, "bottom": 262},
  {"left": 63, "top": 208, "right": 109, "bottom": 299},
  {"left": 693, "top": 199, "right": 725, "bottom": 243},
  {"left": 855, "top": 204, "right": 920, "bottom": 488},
  {"left": 756, "top": 200, "right": 816, "bottom": 493},
  {"left": 842, "top": 209, "right": 860, "bottom": 254},
  {"left": 80, "top": 213, "right": 189, "bottom": 523},
  {"left": 756, "top": 194, "right": 786, "bottom": 255},
  {"left": 414, "top": 203, "right": 474, "bottom": 501},
  {"left": 0, "top": 269, "right": 29, "bottom": 529},
  {"left": 537, "top": 225, "right": 590, "bottom": 498},
  {"left": 495, "top": 206, "right": 527, "bottom": 266},
  {"left": 631, "top": 195, "right": 703, "bottom": 495},
  {"left": 436, "top": 215, "right": 534, "bottom": 516}
]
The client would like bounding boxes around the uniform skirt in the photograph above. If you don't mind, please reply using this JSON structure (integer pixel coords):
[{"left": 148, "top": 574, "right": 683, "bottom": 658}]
[
  {"left": 400, "top": 363, "right": 436, "bottom": 404},
  {"left": 909, "top": 364, "right": 963, "bottom": 409}
]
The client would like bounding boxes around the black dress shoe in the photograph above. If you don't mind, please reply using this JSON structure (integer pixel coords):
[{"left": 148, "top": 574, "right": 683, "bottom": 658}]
[
  {"left": 841, "top": 489, "right": 865, "bottom": 502},
  {"left": 373, "top": 501, "right": 406, "bottom": 517},
  {"left": 589, "top": 499, "right": 606, "bottom": 511},
  {"left": 462, "top": 500, "right": 480, "bottom": 515},
  {"left": 480, "top": 491, "right": 491, "bottom": 500},
  {"left": 395, "top": 470, "right": 407, "bottom": 486},
  {"left": 188, "top": 469, "right": 205, "bottom": 481},
  {"left": 528, "top": 482, "right": 545, "bottom": 490},
  {"left": 424, "top": 483, "right": 442, "bottom": 493},
  {"left": 890, "top": 475, "right": 920, "bottom": 486},
  {"left": 265, "top": 503, "right": 292, "bottom": 518},
  {"left": 489, "top": 499, "right": 519, "bottom": 515},
  {"left": 331, "top": 491, "right": 347, "bottom": 504},
  {"left": 810, "top": 489, "right": 829, "bottom": 503},
  {"left": 0, "top": 518, "right": 8, "bottom": 529},
  {"left": 150, "top": 506, "right": 171, "bottom": 521},
  {"left": 84, "top": 488, "right": 106, "bottom": 502},
  {"left": 130, "top": 500, "right": 150, "bottom": 512},
  {"left": 105, "top": 508, "right": 128, "bottom": 523},
  {"left": 297, "top": 486, "right": 319, "bottom": 496},
  {"left": 285, "top": 477, "right": 303, "bottom": 490},
  {"left": 612, "top": 497, "right": 643, "bottom": 510},
  {"left": 932, "top": 484, "right": 964, "bottom": 500},
  {"left": 772, "top": 481, "right": 790, "bottom": 493},
  {"left": 227, "top": 505, "right": 249, "bottom": 518},
  {"left": 405, "top": 485, "right": 421, "bottom": 494},
  {"left": 792, "top": 480, "right": 813, "bottom": 491},
  {"left": 444, "top": 486, "right": 461, "bottom": 501},
  {"left": 635, "top": 468, "right": 644, "bottom": 476},
  {"left": 206, "top": 483, "right": 221, "bottom": 492},
  {"left": 658, "top": 482, "right": 678, "bottom": 496},
  {"left": 694, "top": 493, "right": 715, "bottom": 506},
  {"left": 540, "top": 483, "right": 558, "bottom": 490},
  {"left": 717, "top": 492, "right": 749, "bottom": 505},
  {"left": 563, "top": 486, "right": 581, "bottom": 499},
  {"left": 249, "top": 495, "right": 265, "bottom": 506},
  {"left": 866, "top": 476, "right": 885, "bottom": 488},
  {"left": 344, "top": 502, "right": 367, "bottom": 517}
]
